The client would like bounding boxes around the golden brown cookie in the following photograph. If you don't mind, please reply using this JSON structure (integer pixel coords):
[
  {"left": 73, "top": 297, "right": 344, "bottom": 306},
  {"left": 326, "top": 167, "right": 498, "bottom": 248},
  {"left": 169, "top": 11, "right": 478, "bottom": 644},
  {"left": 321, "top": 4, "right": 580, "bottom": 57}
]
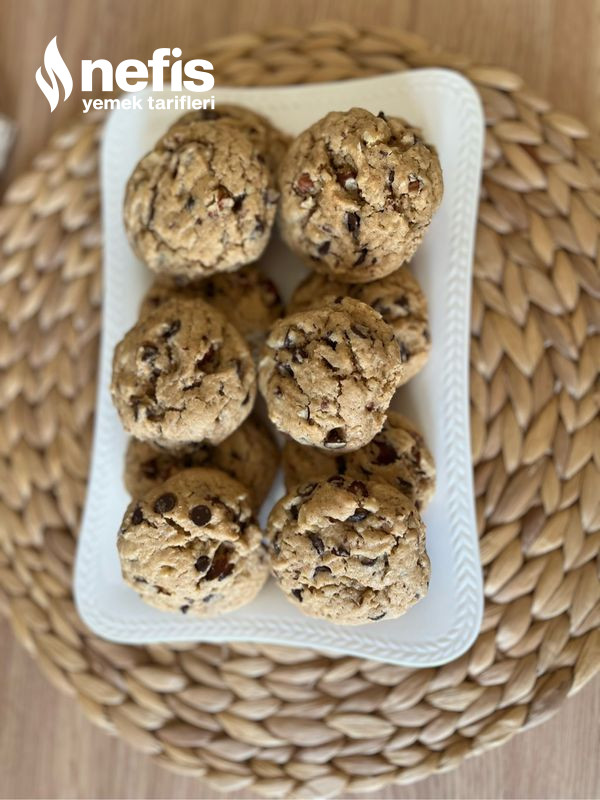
[
  {"left": 124, "top": 415, "right": 279, "bottom": 510},
  {"left": 267, "top": 476, "right": 430, "bottom": 624},
  {"left": 258, "top": 298, "right": 403, "bottom": 452},
  {"left": 118, "top": 468, "right": 268, "bottom": 617},
  {"left": 279, "top": 108, "right": 443, "bottom": 282},
  {"left": 124, "top": 120, "right": 278, "bottom": 280},
  {"left": 282, "top": 411, "right": 435, "bottom": 510},
  {"left": 288, "top": 267, "right": 430, "bottom": 382},
  {"left": 111, "top": 298, "right": 256, "bottom": 446}
]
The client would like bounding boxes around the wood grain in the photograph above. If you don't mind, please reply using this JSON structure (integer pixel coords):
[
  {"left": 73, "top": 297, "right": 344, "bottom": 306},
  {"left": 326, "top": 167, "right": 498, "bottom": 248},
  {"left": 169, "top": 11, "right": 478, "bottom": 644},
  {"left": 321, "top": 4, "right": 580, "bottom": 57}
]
[{"left": 0, "top": 1, "right": 599, "bottom": 797}]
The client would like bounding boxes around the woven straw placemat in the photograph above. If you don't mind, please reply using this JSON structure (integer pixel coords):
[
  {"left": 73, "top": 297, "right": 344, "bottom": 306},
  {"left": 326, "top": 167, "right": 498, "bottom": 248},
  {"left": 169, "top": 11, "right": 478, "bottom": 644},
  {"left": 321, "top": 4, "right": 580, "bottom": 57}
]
[{"left": 0, "top": 23, "right": 599, "bottom": 798}]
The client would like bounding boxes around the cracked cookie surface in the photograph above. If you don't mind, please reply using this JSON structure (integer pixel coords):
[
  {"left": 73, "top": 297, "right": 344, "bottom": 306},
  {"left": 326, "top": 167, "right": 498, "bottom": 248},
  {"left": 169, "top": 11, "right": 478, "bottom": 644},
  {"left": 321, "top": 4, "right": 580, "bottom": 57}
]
[
  {"left": 140, "top": 264, "right": 283, "bottom": 358},
  {"left": 288, "top": 266, "right": 430, "bottom": 382},
  {"left": 118, "top": 467, "right": 268, "bottom": 616},
  {"left": 124, "top": 415, "right": 280, "bottom": 510},
  {"left": 111, "top": 297, "right": 256, "bottom": 445},
  {"left": 169, "top": 104, "right": 290, "bottom": 173},
  {"left": 283, "top": 411, "right": 435, "bottom": 510},
  {"left": 258, "top": 297, "right": 402, "bottom": 452},
  {"left": 267, "top": 476, "right": 430, "bottom": 624},
  {"left": 278, "top": 107, "right": 443, "bottom": 282},
  {"left": 123, "top": 120, "right": 278, "bottom": 280}
]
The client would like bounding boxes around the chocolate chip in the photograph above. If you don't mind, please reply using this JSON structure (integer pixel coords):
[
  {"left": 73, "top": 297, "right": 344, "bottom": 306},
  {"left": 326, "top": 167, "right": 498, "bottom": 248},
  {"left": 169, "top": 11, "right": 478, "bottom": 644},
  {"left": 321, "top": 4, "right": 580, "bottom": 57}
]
[
  {"left": 335, "top": 456, "right": 347, "bottom": 474},
  {"left": 395, "top": 295, "right": 410, "bottom": 311},
  {"left": 309, "top": 533, "right": 324, "bottom": 554},
  {"left": 351, "top": 324, "right": 369, "bottom": 339},
  {"left": 141, "top": 344, "right": 158, "bottom": 361},
  {"left": 354, "top": 248, "right": 368, "bottom": 266},
  {"left": 408, "top": 176, "right": 421, "bottom": 192},
  {"left": 314, "top": 565, "right": 332, "bottom": 576},
  {"left": 133, "top": 575, "right": 147, "bottom": 583},
  {"left": 205, "top": 543, "right": 234, "bottom": 581},
  {"left": 397, "top": 478, "right": 413, "bottom": 495},
  {"left": 332, "top": 545, "right": 350, "bottom": 557},
  {"left": 195, "top": 555, "right": 211, "bottom": 572},
  {"left": 374, "top": 439, "right": 397, "bottom": 465},
  {"left": 318, "top": 240, "right": 330, "bottom": 255},
  {"left": 190, "top": 505, "right": 212, "bottom": 527},
  {"left": 360, "top": 556, "right": 377, "bottom": 566},
  {"left": 324, "top": 336, "right": 337, "bottom": 350},
  {"left": 185, "top": 196, "right": 195, "bottom": 211},
  {"left": 196, "top": 346, "right": 216, "bottom": 369},
  {"left": 153, "top": 493, "right": 176, "bottom": 514},
  {"left": 346, "top": 507, "right": 369, "bottom": 523},
  {"left": 327, "top": 475, "right": 345, "bottom": 487},
  {"left": 324, "top": 428, "right": 346, "bottom": 447},
  {"left": 349, "top": 480, "right": 368, "bottom": 497},
  {"left": 370, "top": 611, "right": 386, "bottom": 620},
  {"left": 346, "top": 212, "right": 360, "bottom": 237},
  {"left": 377, "top": 111, "right": 387, "bottom": 120},
  {"left": 277, "top": 363, "right": 294, "bottom": 378},
  {"left": 232, "top": 193, "right": 246, "bottom": 212},
  {"left": 388, "top": 169, "right": 395, "bottom": 186},
  {"left": 180, "top": 604, "right": 190, "bottom": 614},
  {"left": 295, "top": 173, "right": 315, "bottom": 195},
  {"left": 162, "top": 320, "right": 181, "bottom": 339},
  {"left": 290, "top": 504, "right": 299, "bottom": 520},
  {"left": 131, "top": 506, "right": 144, "bottom": 525},
  {"left": 292, "top": 588, "right": 303, "bottom": 602}
]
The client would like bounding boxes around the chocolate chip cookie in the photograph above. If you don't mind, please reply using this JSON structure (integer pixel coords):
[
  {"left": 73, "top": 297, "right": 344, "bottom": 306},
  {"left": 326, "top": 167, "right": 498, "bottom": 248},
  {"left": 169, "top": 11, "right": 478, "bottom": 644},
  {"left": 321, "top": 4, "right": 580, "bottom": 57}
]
[
  {"left": 111, "top": 298, "right": 256, "bottom": 445},
  {"left": 282, "top": 411, "right": 435, "bottom": 510},
  {"left": 267, "top": 476, "right": 430, "bottom": 624},
  {"left": 140, "top": 264, "right": 283, "bottom": 357},
  {"left": 169, "top": 104, "right": 290, "bottom": 173},
  {"left": 124, "top": 415, "right": 279, "bottom": 510},
  {"left": 118, "top": 468, "right": 268, "bottom": 616},
  {"left": 123, "top": 120, "right": 278, "bottom": 280},
  {"left": 259, "top": 297, "right": 402, "bottom": 452},
  {"left": 279, "top": 108, "right": 443, "bottom": 282},
  {"left": 288, "top": 266, "right": 430, "bottom": 382}
]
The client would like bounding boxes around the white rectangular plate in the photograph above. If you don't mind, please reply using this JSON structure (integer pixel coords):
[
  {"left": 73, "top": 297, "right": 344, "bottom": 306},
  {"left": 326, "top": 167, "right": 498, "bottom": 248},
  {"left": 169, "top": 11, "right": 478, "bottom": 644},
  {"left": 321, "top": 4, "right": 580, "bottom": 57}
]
[{"left": 75, "top": 70, "right": 484, "bottom": 666}]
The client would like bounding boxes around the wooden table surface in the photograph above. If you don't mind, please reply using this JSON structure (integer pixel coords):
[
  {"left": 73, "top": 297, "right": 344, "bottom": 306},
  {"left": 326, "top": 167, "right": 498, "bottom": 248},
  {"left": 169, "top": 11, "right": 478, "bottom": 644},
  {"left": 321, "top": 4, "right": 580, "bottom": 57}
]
[{"left": 1, "top": 1, "right": 599, "bottom": 797}]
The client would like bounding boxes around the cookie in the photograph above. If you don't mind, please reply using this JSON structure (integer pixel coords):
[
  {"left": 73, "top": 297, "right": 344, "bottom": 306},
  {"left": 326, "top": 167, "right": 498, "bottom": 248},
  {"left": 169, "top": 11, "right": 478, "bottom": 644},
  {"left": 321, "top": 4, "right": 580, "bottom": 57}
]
[
  {"left": 140, "top": 265, "right": 283, "bottom": 357},
  {"left": 278, "top": 108, "right": 443, "bottom": 282},
  {"left": 111, "top": 297, "right": 256, "bottom": 445},
  {"left": 288, "top": 266, "right": 430, "bottom": 382},
  {"left": 123, "top": 120, "right": 278, "bottom": 280},
  {"left": 118, "top": 468, "right": 268, "bottom": 616},
  {"left": 267, "top": 476, "right": 430, "bottom": 624},
  {"left": 170, "top": 104, "right": 290, "bottom": 173},
  {"left": 124, "top": 415, "right": 279, "bottom": 510},
  {"left": 258, "top": 297, "right": 402, "bottom": 452},
  {"left": 282, "top": 411, "right": 435, "bottom": 510}
]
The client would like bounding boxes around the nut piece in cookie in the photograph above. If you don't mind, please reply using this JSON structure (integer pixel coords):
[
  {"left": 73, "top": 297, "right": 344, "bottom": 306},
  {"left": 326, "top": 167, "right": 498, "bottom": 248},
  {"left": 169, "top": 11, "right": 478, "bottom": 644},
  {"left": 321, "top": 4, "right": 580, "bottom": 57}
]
[
  {"left": 279, "top": 108, "right": 443, "bottom": 282},
  {"left": 288, "top": 266, "right": 430, "bottom": 382},
  {"left": 123, "top": 120, "right": 279, "bottom": 280},
  {"left": 169, "top": 104, "right": 290, "bottom": 173},
  {"left": 124, "top": 415, "right": 280, "bottom": 510},
  {"left": 118, "top": 467, "right": 268, "bottom": 616},
  {"left": 282, "top": 411, "right": 435, "bottom": 510},
  {"left": 258, "top": 297, "right": 403, "bottom": 452},
  {"left": 111, "top": 297, "right": 256, "bottom": 445},
  {"left": 140, "top": 264, "right": 283, "bottom": 358},
  {"left": 267, "top": 476, "right": 430, "bottom": 624}
]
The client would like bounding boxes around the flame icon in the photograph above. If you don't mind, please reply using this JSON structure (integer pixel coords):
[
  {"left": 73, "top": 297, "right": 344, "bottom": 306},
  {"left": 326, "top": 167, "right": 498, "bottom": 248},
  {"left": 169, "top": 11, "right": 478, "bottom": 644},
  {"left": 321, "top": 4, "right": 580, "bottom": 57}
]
[{"left": 35, "top": 36, "right": 73, "bottom": 112}]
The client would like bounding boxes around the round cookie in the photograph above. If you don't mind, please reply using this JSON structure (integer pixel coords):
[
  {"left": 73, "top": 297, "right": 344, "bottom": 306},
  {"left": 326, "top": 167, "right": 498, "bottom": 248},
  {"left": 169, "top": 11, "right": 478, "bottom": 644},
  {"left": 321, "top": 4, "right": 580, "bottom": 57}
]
[
  {"left": 140, "top": 265, "right": 283, "bottom": 356},
  {"left": 124, "top": 415, "right": 280, "bottom": 510},
  {"left": 282, "top": 412, "right": 435, "bottom": 510},
  {"left": 123, "top": 120, "right": 279, "bottom": 280},
  {"left": 258, "top": 297, "right": 402, "bottom": 452},
  {"left": 118, "top": 468, "right": 268, "bottom": 617},
  {"left": 169, "top": 104, "right": 290, "bottom": 173},
  {"left": 111, "top": 297, "right": 256, "bottom": 445},
  {"left": 279, "top": 108, "right": 443, "bottom": 282},
  {"left": 288, "top": 267, "right": 430, "bottom": 382},
  {"left": 267, "top": 476, "right": 430, "bottom": 624}
]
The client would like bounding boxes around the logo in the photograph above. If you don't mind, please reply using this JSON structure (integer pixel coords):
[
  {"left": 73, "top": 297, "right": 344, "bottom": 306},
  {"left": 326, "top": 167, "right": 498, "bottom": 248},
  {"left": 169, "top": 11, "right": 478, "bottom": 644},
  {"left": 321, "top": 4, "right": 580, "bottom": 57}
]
[
  {"left": 36, "top": 38, "right": 215, "bottom": 114},
  {"left": 35, "top": 36, "right": 73, "bottom": 112}
]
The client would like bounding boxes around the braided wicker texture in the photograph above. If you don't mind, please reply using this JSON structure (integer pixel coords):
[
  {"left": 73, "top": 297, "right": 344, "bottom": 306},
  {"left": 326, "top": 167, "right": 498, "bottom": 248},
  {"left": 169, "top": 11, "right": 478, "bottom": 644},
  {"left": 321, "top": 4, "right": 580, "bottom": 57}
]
[{"left": 0, "top": 23, "right": 599, "bottom": 798}]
